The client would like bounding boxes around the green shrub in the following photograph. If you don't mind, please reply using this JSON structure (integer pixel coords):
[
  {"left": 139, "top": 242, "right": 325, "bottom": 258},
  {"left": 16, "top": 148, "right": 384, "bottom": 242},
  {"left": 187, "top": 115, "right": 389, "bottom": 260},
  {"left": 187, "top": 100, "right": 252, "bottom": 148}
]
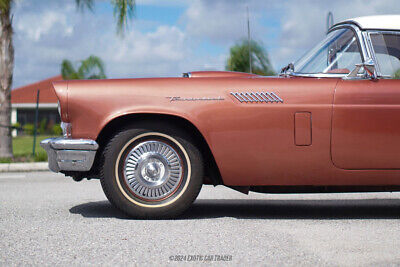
[
  {"left": 38, "top": 118, "right": 48, "bottom": 135},
  {"left": 23, "top": 124, "right": 35, "bottom": 135},
  {"left": 52, "top": 124, "right": 63, "bottom": 136},
  {"left": 12, "top": 122, "right": 21, "bottom": 129},
  {"left": 394, "top": 69, "right": 400, "bottom": 79},
  {"left": 34, "top": 152, "right": 48, "bottom": 162},
  {"left": 0, "top": 157, "right": 12, "bottom": 163}
]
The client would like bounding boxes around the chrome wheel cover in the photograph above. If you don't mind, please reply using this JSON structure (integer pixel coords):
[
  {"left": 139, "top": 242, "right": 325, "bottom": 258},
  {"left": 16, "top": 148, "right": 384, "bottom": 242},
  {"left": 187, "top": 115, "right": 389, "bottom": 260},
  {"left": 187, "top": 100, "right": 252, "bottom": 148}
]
[{"left": 123, "top": 140, "right": 183, "bottom": 201}]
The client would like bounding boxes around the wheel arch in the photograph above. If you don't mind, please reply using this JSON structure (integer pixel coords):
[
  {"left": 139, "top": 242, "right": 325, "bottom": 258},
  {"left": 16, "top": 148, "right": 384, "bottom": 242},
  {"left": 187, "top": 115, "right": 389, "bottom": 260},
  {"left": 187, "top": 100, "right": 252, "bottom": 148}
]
[{"left": 92, "top": 113, "right": 223, "bottom": 185}]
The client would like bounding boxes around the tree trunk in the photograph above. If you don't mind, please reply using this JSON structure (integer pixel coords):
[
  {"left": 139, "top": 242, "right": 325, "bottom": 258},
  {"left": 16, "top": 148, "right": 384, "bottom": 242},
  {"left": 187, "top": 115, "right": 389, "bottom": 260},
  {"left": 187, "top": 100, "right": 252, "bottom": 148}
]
[{"left": 0, "top": 4, "right": 14, "bottom": 158}]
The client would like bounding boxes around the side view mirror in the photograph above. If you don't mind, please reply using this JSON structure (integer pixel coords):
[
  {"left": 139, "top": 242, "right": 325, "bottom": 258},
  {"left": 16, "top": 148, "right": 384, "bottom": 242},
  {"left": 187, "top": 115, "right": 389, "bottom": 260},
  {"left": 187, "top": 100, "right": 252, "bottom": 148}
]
[{"left": 347, "top": 58, "right": 377, "bottom": 79}]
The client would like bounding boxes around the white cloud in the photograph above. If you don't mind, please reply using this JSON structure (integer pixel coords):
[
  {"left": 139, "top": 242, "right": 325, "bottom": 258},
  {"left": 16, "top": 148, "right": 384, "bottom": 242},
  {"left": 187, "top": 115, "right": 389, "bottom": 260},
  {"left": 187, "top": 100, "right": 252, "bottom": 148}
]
[
  {"left": 182, "top": 0, "right": 280, "bottom": 44},
  {"left": 102, "top": 25, "right": 188, "bottom": 77},
  {"left": 183, "top": 0, "right": 247, "bottom": 43},
  {"left": 136, "top": 0, "right": 188, "bottom": 7},
  {"left": 15, "top": 11, "right": 73, "bottom": 41}
]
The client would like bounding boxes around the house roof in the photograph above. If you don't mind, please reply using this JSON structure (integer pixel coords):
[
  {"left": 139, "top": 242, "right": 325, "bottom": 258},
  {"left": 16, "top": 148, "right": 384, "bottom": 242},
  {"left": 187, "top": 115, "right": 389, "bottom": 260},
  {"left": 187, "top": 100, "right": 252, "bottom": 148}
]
[{"left": 11, "top": 75, "right": 63, "bottom": 104}]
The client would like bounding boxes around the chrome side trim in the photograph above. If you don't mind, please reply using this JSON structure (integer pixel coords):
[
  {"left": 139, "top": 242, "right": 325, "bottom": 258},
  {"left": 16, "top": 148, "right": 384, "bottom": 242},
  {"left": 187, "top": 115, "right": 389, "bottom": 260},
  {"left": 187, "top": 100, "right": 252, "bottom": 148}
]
[
  {"left": 40, "top": 138, "right": 99, "bottom": 173},
  {"left": 230, "top": 92, "right": 283, "bottom": 103}
]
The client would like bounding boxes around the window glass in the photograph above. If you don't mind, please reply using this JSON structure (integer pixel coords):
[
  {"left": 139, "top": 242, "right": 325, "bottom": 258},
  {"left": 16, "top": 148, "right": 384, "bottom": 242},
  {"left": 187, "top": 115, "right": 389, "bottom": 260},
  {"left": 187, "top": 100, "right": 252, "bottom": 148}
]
[
  {"left": 370, "top": 33, "right": 400, "bottom": 78},
  {"left": 295, "top": 28, "right": 362, "bottom": 74}
]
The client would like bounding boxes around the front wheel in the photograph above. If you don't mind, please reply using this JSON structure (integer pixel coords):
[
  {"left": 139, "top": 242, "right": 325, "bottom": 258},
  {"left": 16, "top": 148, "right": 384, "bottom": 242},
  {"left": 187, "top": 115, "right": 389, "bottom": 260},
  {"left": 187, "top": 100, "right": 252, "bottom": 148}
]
[{"left": 100, "top": 124, "right": 204, "bottom": 219}]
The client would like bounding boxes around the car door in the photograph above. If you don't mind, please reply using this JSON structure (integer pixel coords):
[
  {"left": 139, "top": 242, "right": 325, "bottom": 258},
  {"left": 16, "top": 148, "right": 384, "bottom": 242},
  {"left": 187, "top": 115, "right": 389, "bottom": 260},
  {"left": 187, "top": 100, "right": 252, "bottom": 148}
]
[
  {"left": 331, "top": 31, "right": 400, "bottom": 169},
  {"left": 201, "top": 76, "right": 338, "bottom": 186}
]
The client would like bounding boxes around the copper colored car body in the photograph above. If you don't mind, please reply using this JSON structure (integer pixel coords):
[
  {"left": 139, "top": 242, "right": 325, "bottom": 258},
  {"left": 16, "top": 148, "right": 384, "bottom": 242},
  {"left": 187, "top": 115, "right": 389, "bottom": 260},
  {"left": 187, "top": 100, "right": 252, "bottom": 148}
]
[
  {"left": 52, "top": 74, "right": 400, "bottom": 187},
  {"left": 41, "top": 15, "right": 400, "bottom": 217}
]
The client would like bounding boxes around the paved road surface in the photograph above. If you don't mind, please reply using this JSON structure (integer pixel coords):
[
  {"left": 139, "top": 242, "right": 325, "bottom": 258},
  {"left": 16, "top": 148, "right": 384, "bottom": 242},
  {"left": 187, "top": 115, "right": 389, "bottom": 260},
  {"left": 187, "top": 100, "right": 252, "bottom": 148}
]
[{"left": 1, "top": 172, "right": 400, "bottom": 266}]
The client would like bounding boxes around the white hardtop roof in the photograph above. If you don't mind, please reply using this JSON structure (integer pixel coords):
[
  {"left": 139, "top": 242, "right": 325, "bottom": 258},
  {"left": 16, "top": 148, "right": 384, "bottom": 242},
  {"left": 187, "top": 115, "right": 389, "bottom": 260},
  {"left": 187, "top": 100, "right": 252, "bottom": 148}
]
[{"left": 333, "top": 15, "right": 400, "bottom": 31}]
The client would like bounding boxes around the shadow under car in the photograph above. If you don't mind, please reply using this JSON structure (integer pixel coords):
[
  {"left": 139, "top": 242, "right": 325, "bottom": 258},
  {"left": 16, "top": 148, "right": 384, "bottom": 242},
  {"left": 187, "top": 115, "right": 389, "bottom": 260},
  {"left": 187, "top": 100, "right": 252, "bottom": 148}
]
[{"left": 69, "top": 198, "right": 400, "bottom": 220}]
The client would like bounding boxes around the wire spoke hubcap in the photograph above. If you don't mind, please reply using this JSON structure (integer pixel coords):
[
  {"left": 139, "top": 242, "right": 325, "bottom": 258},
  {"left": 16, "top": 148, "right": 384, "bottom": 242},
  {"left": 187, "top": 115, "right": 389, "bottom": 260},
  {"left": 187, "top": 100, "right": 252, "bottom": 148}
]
[{"left": 123, "top": 140, "right": 183, "bottom": 201}]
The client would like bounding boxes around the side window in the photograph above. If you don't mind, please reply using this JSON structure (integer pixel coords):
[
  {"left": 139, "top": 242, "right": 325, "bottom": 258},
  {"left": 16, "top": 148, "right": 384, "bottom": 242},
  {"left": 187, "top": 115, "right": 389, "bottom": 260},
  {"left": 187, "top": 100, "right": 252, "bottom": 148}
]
[{"left": 370, "top": 33, "right": 400, "bottom": 78}]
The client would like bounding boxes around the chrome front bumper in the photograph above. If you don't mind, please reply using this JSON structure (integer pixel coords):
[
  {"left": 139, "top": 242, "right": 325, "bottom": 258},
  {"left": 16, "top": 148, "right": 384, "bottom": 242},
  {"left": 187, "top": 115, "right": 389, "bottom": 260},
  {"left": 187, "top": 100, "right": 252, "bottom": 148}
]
[{"left": 40, "top": 138, "right": 99, "bottom": 173}]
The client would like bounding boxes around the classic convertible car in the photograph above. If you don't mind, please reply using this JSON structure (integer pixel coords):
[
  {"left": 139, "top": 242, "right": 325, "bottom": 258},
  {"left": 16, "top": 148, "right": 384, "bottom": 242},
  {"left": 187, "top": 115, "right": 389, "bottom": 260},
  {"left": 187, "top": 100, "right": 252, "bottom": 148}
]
[{"left": 42, "top": 15, "right": 400, "bottom": 218}]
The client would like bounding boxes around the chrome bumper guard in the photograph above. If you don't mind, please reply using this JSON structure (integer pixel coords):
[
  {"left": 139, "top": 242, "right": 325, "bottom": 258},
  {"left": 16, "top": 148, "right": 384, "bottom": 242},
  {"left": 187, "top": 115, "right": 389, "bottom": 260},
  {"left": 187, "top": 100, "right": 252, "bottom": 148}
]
[{"left": 40, "top": 138, "right": 99, "bottom": 173}]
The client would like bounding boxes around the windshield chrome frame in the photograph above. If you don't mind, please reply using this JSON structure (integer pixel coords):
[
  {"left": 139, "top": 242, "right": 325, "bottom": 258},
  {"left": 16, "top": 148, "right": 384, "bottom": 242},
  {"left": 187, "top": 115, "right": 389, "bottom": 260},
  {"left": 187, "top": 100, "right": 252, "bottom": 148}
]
[{"left": 288, "top": 23, "right": 372, "bottom": 78}]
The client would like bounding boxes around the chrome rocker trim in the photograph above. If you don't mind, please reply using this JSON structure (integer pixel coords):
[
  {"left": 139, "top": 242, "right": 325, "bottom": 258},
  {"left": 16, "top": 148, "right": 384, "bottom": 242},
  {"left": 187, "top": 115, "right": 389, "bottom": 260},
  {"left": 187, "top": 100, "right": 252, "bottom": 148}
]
[{"left": 40, "top": 138, "right": 99, "bottom": 173}]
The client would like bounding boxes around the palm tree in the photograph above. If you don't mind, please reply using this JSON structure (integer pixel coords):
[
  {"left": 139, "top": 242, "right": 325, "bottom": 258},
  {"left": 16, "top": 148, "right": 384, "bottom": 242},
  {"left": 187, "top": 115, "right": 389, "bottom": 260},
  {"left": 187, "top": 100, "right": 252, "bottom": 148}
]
[
  {"left": 76, "top": 0, "right": 135, "bottom": 36},
  {"left": 0, "top": 0, "right": 135, "bottom": 158},
  {"left": 226, "top": 39, "right": 276, "bottom": 76},
  {"left": 0, "top": 0, "right": 14, "bottom": 158},
  {"left": 61, "top": 55, "right": 107, "bottom": 80}
]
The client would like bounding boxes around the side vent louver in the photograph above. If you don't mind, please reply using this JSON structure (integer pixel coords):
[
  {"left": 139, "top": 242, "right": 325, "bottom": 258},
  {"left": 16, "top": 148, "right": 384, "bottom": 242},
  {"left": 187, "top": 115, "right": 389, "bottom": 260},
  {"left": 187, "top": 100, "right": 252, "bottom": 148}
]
[{"left": 230, "top": 92, "right": 283, "bottom": 103}]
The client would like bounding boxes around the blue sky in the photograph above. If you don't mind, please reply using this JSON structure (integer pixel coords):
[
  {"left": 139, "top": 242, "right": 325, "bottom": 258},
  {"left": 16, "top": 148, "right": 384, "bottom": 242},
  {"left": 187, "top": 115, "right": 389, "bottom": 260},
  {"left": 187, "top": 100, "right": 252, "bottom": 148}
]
[{"left": 11, "top": 0, "right": 400, "bottom": 88}]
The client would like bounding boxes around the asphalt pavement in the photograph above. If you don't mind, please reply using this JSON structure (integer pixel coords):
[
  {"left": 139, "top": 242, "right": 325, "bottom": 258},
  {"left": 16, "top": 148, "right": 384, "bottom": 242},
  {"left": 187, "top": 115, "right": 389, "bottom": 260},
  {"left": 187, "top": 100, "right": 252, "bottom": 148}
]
[{"left": 1, "top": 172, "right": 400, "bottom": 266}]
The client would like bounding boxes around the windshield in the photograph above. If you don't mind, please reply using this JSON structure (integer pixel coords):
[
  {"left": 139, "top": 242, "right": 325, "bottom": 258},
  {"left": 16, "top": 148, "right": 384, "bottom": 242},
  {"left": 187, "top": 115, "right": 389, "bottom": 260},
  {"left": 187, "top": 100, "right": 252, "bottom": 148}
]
[{"left": 294, "top": 28, "right": 362, "bottom": 74}]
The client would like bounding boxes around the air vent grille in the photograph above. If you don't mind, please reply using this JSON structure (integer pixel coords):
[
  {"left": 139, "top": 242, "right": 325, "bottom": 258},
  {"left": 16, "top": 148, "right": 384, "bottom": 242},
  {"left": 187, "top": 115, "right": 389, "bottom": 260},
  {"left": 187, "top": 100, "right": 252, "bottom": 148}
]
[{"left": 230, "top": 92, "right": 283, "bottom": 103}]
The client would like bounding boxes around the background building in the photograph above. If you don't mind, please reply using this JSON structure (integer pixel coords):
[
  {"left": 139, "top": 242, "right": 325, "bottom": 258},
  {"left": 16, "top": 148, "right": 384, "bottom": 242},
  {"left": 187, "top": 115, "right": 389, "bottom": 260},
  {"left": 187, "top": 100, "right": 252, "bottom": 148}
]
[{"left": 11, "top": 75, "right": 62, "bottom": 136}]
